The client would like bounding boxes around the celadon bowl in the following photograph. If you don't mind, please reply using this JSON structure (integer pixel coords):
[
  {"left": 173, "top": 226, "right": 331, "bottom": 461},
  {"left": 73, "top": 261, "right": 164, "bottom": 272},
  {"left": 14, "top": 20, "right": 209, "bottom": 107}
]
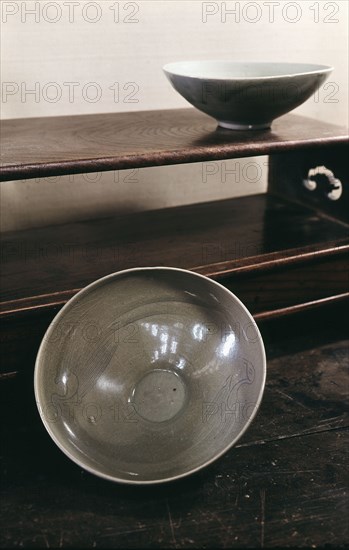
[
  {"left": 163, "top": 61, "right": 333, "bottom": 130},
  {"left": 34, "top": 267, "right": 266, "bottom": 484}
]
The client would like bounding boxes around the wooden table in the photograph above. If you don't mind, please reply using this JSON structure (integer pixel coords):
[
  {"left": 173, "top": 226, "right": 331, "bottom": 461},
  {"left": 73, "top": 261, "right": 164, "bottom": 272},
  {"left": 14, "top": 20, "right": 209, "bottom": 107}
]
[
  {"left": 1, "top": 109, "right": 348, "bottom": 547},
  {"left": 1, "top": 305, "right": 348, "bottom": 548}
]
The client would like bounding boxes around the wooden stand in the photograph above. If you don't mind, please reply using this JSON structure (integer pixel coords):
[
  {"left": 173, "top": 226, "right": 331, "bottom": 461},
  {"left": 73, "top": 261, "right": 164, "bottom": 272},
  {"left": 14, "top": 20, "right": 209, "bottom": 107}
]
[{"left": 1, "top": 109, "right": 348, "bottom": 547}]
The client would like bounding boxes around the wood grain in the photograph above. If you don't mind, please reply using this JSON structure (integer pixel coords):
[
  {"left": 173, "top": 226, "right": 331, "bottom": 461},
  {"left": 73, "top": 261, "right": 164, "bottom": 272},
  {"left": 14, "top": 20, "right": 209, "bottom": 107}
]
[
  {"left": 1, "top": 310, "right": 348, "bottom": 548},
  {"left": 1, "top": 110, "right": 347, "bottom": 182},
  {"left": 1, "top": 105, "right": 348, "bottom": 548},
  {"left": 1, "top": 194, "right": 348, "bottom": 318}
]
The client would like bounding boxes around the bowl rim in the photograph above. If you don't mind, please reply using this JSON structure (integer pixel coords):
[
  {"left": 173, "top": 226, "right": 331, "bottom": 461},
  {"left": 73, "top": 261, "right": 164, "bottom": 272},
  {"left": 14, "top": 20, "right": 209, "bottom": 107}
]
[
  {"left": 163, "top": 60, "right": 333, "bottom": 81},
  {"left": 34, "top": 266, "right": 267, "bottom": 485}
]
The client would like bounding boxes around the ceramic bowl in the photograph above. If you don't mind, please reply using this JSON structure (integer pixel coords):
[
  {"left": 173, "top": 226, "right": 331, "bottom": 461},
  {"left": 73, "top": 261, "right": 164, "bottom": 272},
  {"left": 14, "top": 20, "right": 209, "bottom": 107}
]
[
  {"left": 35, "top": 267, "right": 266, "bottom": 484},
  {"left": 163, "top": 61, "right": 332, "bottom": 130}
]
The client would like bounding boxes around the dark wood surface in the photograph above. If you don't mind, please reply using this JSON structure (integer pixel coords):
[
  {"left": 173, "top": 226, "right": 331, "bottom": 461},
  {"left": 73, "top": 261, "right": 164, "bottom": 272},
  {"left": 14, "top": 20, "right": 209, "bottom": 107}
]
[
  {"left": 1, "top": 110, "right": 347, "bottom": 182},
  {"left": 1, "top": 194, "right": 348, "bottom": 319},
  {"left": 1, "top": 108, "right": 348, "bottom": 547},
  {"left": 1, "top": 306, "right": 348, "bottom": 548}
]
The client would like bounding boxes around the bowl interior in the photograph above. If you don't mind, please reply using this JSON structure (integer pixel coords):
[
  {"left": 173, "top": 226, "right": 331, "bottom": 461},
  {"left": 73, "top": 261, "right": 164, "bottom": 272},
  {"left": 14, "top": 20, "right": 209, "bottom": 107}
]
[
  {"left": 35, "top": 268, "right": 266, "bottom": 484},
  {"left": 164, "top": 61, "right": 332, "bottom": 80}
]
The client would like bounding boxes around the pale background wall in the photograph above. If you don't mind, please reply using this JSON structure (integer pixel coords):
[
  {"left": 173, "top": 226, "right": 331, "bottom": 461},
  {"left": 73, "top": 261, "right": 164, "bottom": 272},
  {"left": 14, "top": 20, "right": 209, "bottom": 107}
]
[{"left": 1, "top": 0, "right": 348, "bottom": 232}]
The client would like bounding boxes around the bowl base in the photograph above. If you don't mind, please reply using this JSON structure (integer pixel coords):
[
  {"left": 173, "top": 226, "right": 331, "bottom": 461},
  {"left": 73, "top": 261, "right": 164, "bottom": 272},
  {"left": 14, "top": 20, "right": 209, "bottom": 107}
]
[
  {"left": 218, "top": 121, "right": 271, "bottom": 131},
  {"left": 131, "top": 368, "right": 187, "bottom": 423}
]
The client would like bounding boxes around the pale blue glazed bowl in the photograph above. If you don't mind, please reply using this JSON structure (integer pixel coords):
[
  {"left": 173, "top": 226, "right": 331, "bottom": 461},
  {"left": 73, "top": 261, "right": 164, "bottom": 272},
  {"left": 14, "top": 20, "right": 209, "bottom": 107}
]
[
  {"left": 35, "top": 267, "right": 266, "bottom": 484},
  {"left": 164, "top": 61, "right": 332, "bottom": 130}
]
